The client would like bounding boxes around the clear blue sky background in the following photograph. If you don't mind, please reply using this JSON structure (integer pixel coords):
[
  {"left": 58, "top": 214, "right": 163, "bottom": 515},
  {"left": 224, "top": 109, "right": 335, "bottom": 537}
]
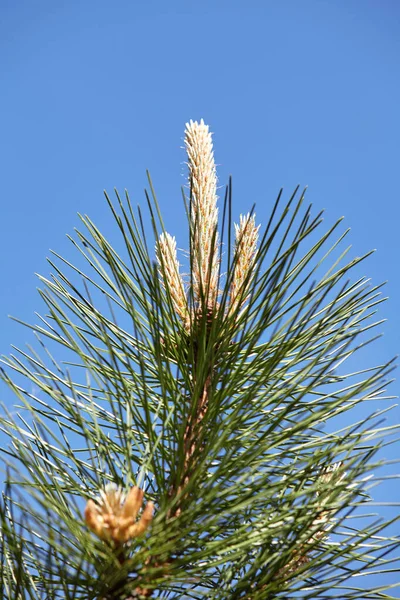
[{"left": 1, "top": 0, "right": 399, "bottom": 593}]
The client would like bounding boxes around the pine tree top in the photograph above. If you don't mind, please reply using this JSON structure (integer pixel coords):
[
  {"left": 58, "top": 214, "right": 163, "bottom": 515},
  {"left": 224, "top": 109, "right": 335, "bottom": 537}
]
[{"left": 1, "top": 121, "right": 398, "bottom": 599}]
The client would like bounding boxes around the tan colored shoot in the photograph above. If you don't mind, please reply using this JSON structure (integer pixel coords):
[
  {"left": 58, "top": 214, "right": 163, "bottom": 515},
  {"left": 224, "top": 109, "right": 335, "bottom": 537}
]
[
  {"left": 229, "top": 213, "right": 260, "bottom": 317},
  {"left": 156, "top": 232, "right": 188, "bottom": 326},
  {"left": 278, "top": 462, "right": 347, "bottom": 578},
  {"left": 85, "top": 484, "right": 154, "bottom": 543},
  {"left": 185, "top": 119, "right": 220, "bottom": 308}
]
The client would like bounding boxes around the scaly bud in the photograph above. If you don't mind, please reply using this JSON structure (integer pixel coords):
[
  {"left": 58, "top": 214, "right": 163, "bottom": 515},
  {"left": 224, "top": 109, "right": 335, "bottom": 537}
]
[
  {"left": 84, "top": 484, "right": 154, "bottom": 543},
  {"left": 185, "top": 119, "right": 220, "bottom": 308},
  {"left": 229, "top": 213, "right": 260, "bottom": 316},
  {"left": 156, "top": 232, "right": 188, "bottom": 326}
]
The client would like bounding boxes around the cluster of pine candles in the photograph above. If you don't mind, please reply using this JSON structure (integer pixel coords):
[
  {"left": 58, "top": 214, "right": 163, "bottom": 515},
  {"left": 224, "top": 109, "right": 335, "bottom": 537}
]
[
  {"left": 86, "top": 121, "right": 342, "bottom": 588},
  {"left": 1, "top": 120, "right": 398, "bottom": 599}
]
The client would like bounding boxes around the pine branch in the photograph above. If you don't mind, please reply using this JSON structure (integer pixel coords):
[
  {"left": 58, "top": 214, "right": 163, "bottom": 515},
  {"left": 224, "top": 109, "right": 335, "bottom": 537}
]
[{"left": 1, "top": 120, "right": 399, "bottom": 599}]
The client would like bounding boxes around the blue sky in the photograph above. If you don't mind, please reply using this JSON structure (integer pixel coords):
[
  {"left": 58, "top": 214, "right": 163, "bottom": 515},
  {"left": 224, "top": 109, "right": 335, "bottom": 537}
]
[{"left": 1, "top": 0, "right": 399, "bottom": 593}]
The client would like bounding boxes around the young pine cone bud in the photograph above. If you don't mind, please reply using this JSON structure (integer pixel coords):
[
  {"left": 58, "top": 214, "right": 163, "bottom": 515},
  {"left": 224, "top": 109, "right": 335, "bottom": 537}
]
[{"left": 85, "top": 484, "right": 154, "bottom": 543}]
